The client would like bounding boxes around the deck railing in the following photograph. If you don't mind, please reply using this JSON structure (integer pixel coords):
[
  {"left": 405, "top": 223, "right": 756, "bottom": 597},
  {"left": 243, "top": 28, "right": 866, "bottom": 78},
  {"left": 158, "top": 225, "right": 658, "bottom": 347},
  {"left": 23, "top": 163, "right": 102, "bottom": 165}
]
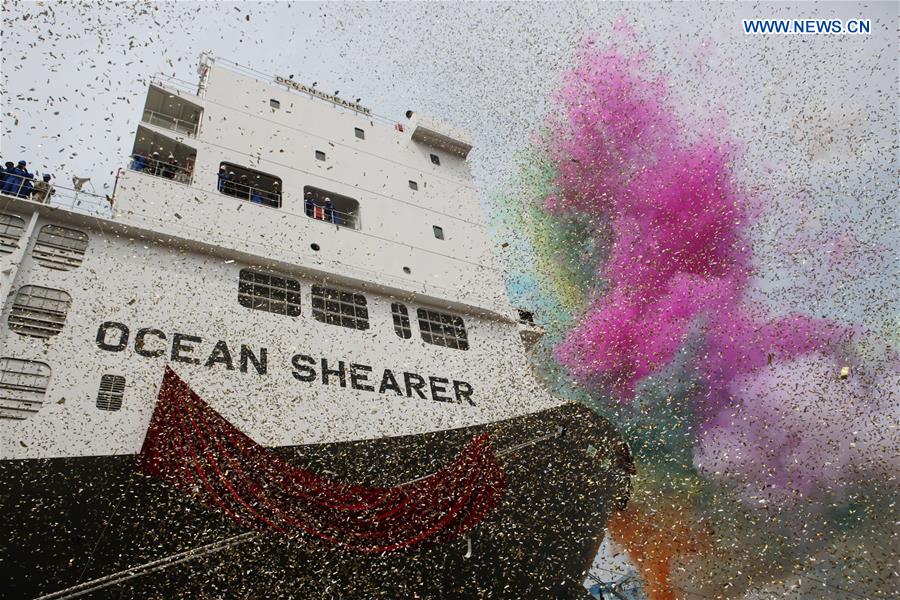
[
  {"left": 0, "top": 174, "right": 111, "bottom": 218},
  {"left": 304, "top": 204, "right": 360, "bottom": 230},
  {"left": 129, "top": 155, "right": 194, "bottom": 185},
  {"left": 141, "top": 109, "right": 199, "bottom": 136},
  {"left": 217, "top": 178, "right": 282, "bottom": 208}
]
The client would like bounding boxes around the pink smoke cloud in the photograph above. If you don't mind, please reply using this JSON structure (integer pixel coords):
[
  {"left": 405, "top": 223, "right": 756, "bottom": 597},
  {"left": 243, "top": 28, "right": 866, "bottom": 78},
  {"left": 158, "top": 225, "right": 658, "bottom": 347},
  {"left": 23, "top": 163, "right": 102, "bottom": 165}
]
[{"left": 695, "top": 356, "right": 899, "bottom": 504}]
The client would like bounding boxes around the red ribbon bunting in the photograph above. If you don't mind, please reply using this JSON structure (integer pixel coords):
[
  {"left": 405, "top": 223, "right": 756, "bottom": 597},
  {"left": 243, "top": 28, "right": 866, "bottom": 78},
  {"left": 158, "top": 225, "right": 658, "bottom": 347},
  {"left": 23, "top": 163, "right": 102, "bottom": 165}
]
[{"left": 137, "top": 367, "right": 506, "bottom": 553}]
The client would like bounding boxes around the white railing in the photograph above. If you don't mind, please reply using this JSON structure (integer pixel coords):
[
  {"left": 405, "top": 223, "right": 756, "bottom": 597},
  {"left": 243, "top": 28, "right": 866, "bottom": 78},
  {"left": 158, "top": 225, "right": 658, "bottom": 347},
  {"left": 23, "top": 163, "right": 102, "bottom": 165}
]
[
  {"left": 0, "top": 174, "right": 111, "bottom": 218},
  {"left": 217, "top": 177, "right": 283, "bottom": 208},
  {"left": 304, "top": 203, "right": 360, "bottom": 230},
  {"left": 141, "top": 109, "right": 198, "bottom": 136},
  {"left": 129, "top": 155, "right": 194, "bottom": 185},
  {"left": 149, "top": 73, "right": 198, "bottom": 97}
]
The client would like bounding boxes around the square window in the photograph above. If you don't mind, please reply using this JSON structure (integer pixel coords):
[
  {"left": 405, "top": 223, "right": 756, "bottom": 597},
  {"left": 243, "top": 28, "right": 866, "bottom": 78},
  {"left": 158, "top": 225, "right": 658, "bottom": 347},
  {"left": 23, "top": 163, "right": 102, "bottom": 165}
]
[
  {"left": 237, "top": 269, "right": 302, "bottom": 317},
  {"left": 270, "top": 99, "right": 281, "bottom": 109},
  {"left": 311, "top": 285, "right": 369, "bottom": 330},
  {"left": 430, "top": 153, "right": 441, "bottom": 166},
  {"left": 315, "top": 150, "right": 326, "bottom": 161},
  {"left": 416, "top": 308, "right": 468, "bottom": 350},
  {"left": 433, "top": 225, "right": 444, "bottom": 240},
  {"left": 354, "top": 127, "right": 365, "bottom": 140},
  {"left": 408, "top": 180, "right": 418, "bottom": 191}
]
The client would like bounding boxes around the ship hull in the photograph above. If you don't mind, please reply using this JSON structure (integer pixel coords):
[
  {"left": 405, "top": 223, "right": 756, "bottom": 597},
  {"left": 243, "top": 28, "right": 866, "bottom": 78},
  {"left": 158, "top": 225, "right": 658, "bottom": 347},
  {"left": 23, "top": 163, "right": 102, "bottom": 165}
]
[{"left": 1, "top": 402, "right": 631, "bottom": 599}]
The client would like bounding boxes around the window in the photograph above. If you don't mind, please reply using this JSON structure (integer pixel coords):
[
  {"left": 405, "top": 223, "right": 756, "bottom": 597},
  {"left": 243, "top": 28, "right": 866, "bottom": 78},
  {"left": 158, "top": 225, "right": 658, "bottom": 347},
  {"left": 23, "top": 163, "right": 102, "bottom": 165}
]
[
  {"left": 354, "top": 127, "right": 365, "bottom": 140},
  {"left": 311, "top": 285, "right": 369, "bottom": 330},
  {"left": 408, "top": 180, "right": 418, "bottom": 191},
  {"left": 433, "top": 225, "right": 444, "bottom": 240},
  {"left": 417, "top": 308, "right": 469, "bottom": 350},
  {"left": 33, "top": 225, "right": 89, "bottom": 270},
  {"left": 391, "top": 303, "right": 412, "bottom": 339},
  {"left": 0, "top": 213, "right": 26, "bottom": 255},
  {"left": 303, "top": 186, "right": 361, "bottom": 230},
  {"left": 270, "top": 98, "right": 281, "bottom": 109},
  {"left": 0, "top": 358, "right": 51, "bottom": 420},
  {"left": 430, "top": 153, "right": 441, "bottom": 166},
  {"left": 96, "top": 374, "right": 126, "bottom": 411},
  {"left": 9, "top": 286, "right": 72, "bottom": 338},
  {"left": 315, "top": 150, "right": 327, "bottom": 161},
  {"left": 218, "top": 162, "right": 282, "bottom": 208},
  {"left": 238, "top": 269, "right": 302, "bottom": 317}
]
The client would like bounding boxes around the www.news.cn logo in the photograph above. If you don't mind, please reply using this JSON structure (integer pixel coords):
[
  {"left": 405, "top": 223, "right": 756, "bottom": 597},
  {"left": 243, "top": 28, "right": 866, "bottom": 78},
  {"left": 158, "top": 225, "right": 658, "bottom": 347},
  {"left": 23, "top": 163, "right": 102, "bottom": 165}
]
[{"left": 743, "top": 19, "right": 871, "bottom": 35}]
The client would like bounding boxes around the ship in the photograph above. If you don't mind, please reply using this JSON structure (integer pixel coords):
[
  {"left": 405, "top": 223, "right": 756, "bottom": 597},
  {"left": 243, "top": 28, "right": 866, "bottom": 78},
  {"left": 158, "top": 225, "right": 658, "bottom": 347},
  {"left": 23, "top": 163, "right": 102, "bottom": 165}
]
[{"left": 0, "top": 55, "right": 634, "bottom": 599}]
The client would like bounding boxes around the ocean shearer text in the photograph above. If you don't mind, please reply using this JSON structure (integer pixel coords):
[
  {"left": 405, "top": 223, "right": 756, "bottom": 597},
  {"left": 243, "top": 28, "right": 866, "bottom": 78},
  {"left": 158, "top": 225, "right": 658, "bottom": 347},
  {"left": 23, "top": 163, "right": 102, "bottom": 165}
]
[
  {"left": 95, "top": 321, "right": 475, "bottom": 405},
  {"left": 275, "top": 75, "right": 372, "bottom": 115},
  {"left": 743, "top": 18, "right": 871, "bottom": 34}
]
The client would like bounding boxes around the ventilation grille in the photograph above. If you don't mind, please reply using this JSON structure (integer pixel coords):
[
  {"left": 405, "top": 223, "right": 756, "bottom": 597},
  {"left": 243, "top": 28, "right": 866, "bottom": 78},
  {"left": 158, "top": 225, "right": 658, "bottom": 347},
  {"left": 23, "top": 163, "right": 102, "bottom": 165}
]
[
  {"left": 0, "top": 213, "right": 25, "bottom": 255},
  {"left": 9, "top": 285, "right": 72, "bottom": 338},
  {"left": 0, "top": 357, "right": 51, "bottom": 420},
  {"left": 96, "top": 374, "right": 126, "bottom": 411},
  {"left": 33, "top": 224, "right": 89, "bottom": 270}
]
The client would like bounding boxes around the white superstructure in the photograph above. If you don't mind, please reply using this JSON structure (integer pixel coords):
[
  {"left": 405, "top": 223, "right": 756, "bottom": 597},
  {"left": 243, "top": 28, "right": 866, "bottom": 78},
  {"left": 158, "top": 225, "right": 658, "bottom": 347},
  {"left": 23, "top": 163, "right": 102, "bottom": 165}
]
[{"left": 0, "top": 56, "right": 554, "bottom": 461}]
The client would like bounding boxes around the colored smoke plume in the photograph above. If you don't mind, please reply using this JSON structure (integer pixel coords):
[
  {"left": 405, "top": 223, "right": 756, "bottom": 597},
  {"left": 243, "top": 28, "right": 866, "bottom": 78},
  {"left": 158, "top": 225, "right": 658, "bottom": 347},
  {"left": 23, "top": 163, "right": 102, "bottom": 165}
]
[{"left": 492, "top": 32, "right": 898, "bottom": 599}]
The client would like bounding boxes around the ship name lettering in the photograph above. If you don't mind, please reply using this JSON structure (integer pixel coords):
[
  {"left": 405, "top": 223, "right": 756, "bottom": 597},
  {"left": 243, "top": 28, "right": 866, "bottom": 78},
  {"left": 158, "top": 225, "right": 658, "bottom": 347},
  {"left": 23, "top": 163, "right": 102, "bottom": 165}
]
[
  {"left": 290, "top": 353, "right": 475, "bottom": 405},
  {"left": 95, "top": 321, "right": 267, "bottom": 376},
  {"left": 94, "top": 322, "right": 472, "bottom": 404}
]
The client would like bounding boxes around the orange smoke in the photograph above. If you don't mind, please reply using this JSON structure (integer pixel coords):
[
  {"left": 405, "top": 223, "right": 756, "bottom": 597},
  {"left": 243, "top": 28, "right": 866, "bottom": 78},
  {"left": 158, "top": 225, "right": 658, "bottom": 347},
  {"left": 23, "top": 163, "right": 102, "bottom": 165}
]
[{"left": 607, "top": 503, "right": 706, "bottom": 600}]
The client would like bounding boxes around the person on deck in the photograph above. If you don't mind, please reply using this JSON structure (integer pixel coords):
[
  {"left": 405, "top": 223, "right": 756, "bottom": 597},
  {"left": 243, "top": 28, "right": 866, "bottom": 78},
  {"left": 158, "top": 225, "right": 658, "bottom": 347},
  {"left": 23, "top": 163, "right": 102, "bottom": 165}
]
[
  {"left": 150, "top": 152, "right": 161, "bottom": 176},
  {"left": 271, "top": 181, "right": 280, "bottom": 205},
  {"left": 304, "top": 190, "right": 314, "bottom": 217},
  {"left": 323, "top": 198, "right": 334, "bottom": 223},
  {"left": 1, "top": 162, "right": 15, "bottom": 195},
  {"left": 12, "top": 161, "right": 33, "bottom": 198},
  {"left": 31, "top": 174, "right": 55, "bottom": 204},
  {"left": 223, "top": 171, "right": 237, "bottom": 196},
  {"left": 238, "top": 174, "right": 249, "bottom": 199},
  {"left": 162, "top": 155, "right": 177, "bottom": 179},
  {"left": 131, "top": 153, "right": 148, "bottom": 172},
  {"left": 217, "top": 166, "right": 229, "bottom": 192}
]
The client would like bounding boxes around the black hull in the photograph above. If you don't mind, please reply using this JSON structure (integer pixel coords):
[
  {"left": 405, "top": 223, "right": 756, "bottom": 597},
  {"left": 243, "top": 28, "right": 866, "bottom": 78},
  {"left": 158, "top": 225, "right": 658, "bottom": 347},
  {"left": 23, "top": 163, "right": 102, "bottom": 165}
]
[{"left": 1, "top": 402, "right": 632, "bottom": 599}]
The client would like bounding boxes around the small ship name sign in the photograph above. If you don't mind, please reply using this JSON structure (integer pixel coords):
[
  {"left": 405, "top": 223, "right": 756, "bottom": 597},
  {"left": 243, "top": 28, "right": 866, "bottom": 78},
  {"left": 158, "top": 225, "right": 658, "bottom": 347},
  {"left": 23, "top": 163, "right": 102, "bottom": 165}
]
[
  {"left": 95, "top": 321, "right": 474, "bottom": 406},
  {"left": 274, "top": 76, "right": 372, "bottom": 116}
]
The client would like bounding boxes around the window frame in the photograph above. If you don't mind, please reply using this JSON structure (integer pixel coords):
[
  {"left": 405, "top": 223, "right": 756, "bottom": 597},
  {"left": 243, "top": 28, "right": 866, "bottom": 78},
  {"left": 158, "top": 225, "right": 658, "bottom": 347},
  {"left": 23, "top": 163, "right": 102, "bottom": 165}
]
[
  {"left": 269, "top": 98, "right": 281, "bottom": 109},
  {"left": 417, "top": 308, "right": 469, "bottom": 350},
  {"left": 0, "top": 213, "right": 26, "bottom": 254},
  {"left": 354, "top": 127, "right": 365, "bottom": 140},
  {"left": 391, "top": 303, "right": 412, "bottom": 339},
  {"left": 8, "top": 285, "right": 72, "bottom": 338},
  {"left": 0, "top": 357, "right": 51, "bottom": 420},
  {"left": 237, "top": 268, "right": 303, "bottom": 317},
  {"left": 33, "top": 224, "right": 89, "bottom": 271},
  {"left": 315, "top": 150, "right": 327, "bottom": 161},
  {"left": 408, "top": 180, "right": 418, "bottom": 191},
  {"left": 311, "top": 285, "right": 370, "bottom": 331}
]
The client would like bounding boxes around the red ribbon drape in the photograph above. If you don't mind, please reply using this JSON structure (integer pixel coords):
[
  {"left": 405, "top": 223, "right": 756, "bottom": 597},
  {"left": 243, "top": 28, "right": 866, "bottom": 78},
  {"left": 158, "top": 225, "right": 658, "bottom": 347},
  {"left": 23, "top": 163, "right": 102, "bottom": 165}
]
[{"left": 137, "top": 367, "right": 506, "bottom": 553}]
